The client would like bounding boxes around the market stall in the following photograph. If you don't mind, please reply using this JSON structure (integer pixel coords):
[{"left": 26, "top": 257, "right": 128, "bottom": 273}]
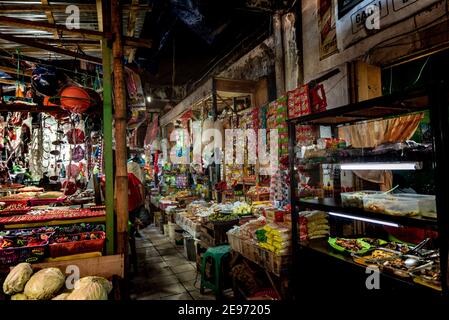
[{"left": 0, "top": 0, "right": 153, "bottom": 300}]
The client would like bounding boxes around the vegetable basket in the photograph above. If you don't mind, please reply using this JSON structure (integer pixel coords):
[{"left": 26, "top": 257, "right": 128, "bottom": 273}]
[{"left": 49, "top": 231, "right": 105, "bottom": 258}]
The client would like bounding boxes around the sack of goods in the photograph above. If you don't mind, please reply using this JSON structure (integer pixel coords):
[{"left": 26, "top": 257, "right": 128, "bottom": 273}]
[
  {"left": 256, "top": 224, "right": 292, "bottom": 255},
  {"left": 298, "top": 211, "right": 330, "bottom": 241}
]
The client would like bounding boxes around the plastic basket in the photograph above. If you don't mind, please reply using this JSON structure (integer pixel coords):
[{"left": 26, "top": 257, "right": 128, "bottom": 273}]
[
  {"left": 227, "top": 232, "right": 242, "bottom": 253},
  {"left": 0, "top": 244, "right": 47, "bottom": 265},
  {"left": 0, "top": 233, "right": 52, "bottom": 265},
  {"left": 49, "top": 231, "right": 105, "bottom": 258}
]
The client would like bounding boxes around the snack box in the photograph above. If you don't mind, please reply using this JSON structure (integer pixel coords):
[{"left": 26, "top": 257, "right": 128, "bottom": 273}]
[{"left": 394, "top": 194, "right": 436, "bottom": 218}]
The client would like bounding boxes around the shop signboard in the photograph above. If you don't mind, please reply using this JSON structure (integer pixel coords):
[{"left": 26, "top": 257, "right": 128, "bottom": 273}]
[
  {"left": 336, "top": 0, "right": 443, "bottom": 49},
  {"left": 319, "top": 0, "right": 339, "bottom": 60}
]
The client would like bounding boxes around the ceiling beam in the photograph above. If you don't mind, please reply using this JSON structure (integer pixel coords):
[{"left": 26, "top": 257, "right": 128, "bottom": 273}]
[
  {"left": 41, "top": 0, "right": 63, "bottom": 44},
  {"left": 127, "top": 0, "right": 139, "bottom": 63},
  {"left": 0, "top": 65, "right": 31, "bottom": 77},
  {"left": 0, "top": 16, "right": 152, "bottom": 48},
  {"left": 96, "top": 0, "right": 104, "bottom": 33},
  {"left": 0, "top": 4, "right": 151, "bottom": 13},
  {"left": 9, "top": 38, "right": 100, "bottom": 45},
  {"left": 0, "top": 33, "right": 102, "bottom": 64},
  {"left": 0, "top": 79, "right": 30, "bottom": 86},
  {"left": 0, "top": 52, "right": 99, "bottom": 79}
]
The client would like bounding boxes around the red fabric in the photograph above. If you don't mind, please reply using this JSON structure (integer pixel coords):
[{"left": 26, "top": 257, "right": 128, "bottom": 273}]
[
  {"left": 128, "top": 173, "right": 143, "bottom": 212},
  {"left": 154, "top": 153, "right": 159, "bottom": 175}
]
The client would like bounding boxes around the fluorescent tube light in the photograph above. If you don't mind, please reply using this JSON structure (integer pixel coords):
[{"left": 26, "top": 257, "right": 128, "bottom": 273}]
[
  {"left": 329, "top": 212, "right": 400, "bottom": 228},
  {"left": 340, "top": 162, "right": 420, "bottom": 171}
]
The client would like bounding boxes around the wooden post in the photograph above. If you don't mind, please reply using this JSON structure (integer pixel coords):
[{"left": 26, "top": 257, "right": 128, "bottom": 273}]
[
  {"left": 111, "top": 0, "right": 129, "bottom": 255},
  {"left": 273, "top": 13, "right": 285, "bottom": 97},
  {"left": 99, "top": 0, "right": 115, "bottom": 255}
]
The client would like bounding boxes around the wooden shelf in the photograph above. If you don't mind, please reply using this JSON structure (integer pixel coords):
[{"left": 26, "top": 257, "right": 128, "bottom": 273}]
[
  {"left": 288, "top": 87, "right": 430, "bottom": 126},
  {"left": 298, "top": 197, "right": 438, "bottom": 230}
]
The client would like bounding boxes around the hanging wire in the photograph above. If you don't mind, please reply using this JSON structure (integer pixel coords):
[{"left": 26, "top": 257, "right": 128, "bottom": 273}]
[
  {"left": 389, "top": 66, "right": 393, "bottom": 94},
  {"left": 171, "top": 35, "right": 176, "bottom": 100},
  {"left": 409, "top": 56, "right": 430, "bottom": 88}
]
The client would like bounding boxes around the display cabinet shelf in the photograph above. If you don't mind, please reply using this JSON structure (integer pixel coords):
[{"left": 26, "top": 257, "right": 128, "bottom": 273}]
[
  {"left": 298, "top": 198, "right": 438, "bottom": 230},
  {"left": 300, "top": 238, "right": 441, "bottom": 293},
  {"left": 288, "top": 84, "right": 449, "bottom": 299},
  {"left": 288, "top": 87, "right": 430, "bottom": 126}
]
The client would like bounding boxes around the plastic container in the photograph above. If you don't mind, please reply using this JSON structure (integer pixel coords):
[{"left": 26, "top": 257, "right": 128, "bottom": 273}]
[
  {"left": 363, "top": 194, "right": 420, "bottom": 216},
  {"left": 182, "top": 233, "right": 195, "bottom": 261},
  {"left": 49, "top": 231, "right": 105, "bottom": 258},
  {"left": 394, "top": 194, "right": 436, "bottom": 218},
  {"left": 341, "top": 191, "right": 382, "bottom": 208},
  {"left": 175, "top": 229, "right": 184, "bottom": 245},
  {"left": 168, "top": 222, "right": 177, "bottom": 241}
]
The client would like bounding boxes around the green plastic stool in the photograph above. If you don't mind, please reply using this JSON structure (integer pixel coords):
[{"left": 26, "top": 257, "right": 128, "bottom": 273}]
[{"left": 200, "top": 245, "right": 231, "bottom": 299}]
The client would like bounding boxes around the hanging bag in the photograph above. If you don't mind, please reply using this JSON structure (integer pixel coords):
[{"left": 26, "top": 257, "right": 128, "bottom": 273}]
[
  {"left": 66, "top": 128, "right": 85, "bottom": 144},
  {"left": 71, "top": 145, "right": 85, "bottom": 162}
]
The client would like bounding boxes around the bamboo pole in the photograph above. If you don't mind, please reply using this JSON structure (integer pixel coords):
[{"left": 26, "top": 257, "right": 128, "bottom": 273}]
[
  {"left": 0, "top": 16, "right": 152, "bottom": 48},
  {"left": 111, "top": 0, "right": 129, "bottom": 256},
  {"left": 0, "top": 3, "right": 152, "bottom": 13},
  {"left": 99, "top": 0, "right": 115, "bottom": 256},
  {"left": 0, "top": 32, "right": 102, "bottom": 64}
]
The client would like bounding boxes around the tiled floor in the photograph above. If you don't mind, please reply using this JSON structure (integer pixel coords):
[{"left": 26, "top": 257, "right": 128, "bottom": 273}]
[{"left": 130, "top": 225, "right": 216, "bottom": 300}]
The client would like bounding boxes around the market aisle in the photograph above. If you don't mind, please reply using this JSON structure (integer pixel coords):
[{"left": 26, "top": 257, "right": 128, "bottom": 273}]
[{"left": 130, "top": 225, "right": 216, "bottom": 300}]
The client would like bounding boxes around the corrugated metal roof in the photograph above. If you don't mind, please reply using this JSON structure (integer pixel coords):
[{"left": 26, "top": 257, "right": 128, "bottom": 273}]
[{"left": 0, "top": 0, "right": 150, "bottom": 60}]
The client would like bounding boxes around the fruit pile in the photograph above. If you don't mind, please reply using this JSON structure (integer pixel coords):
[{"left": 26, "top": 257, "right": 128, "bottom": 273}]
[
  {"left": 208, "top": 212, "right": 239, "bottom": 222},
  {"left": 232, "top": 203, "right": 252, "bottom": 216}
]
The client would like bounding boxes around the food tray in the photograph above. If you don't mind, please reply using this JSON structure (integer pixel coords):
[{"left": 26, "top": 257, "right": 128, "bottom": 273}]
[
  {"left": 29, "top": 196, "right": 67, "bottom": 206},
  {"left": 341, "top": 191, "right": 382, "bottom": 209},
  {"left": 0, "top": 199, "right": 30, "bottom": 206},
  {"left": 363, "top": 194, "right": 420, "bottom": 216},
  {"left": 328, "top": 237, "right": 371, "bottom": 255},
  {"left": 49, "top": 231, "right": 105, "bottom": 258},
  {"left": 0, "top": 207, "right": 31, "bottom": 215},
  {"left": 0, "top": 209, "right": 105, "bottom": 225},
  {"left": 394, "top": 194, "right": 436, "bottom": 218}
]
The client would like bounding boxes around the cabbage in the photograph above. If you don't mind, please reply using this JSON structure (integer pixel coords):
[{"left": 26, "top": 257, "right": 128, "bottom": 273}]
[
  {"left": 75, "top": 276, "right": 112, "bottom": 293},
  {"left": 3, "top": 263, "right": 33, "bottom": 295},
  {"left": 24, "top": 268, "right": 65, "bottom": 300},
  {"left": 11, "top": 293, "right": 28, "bottom": 300},
  {"left": 66, "top": 276, "right": 111, "bottom": 300},
  {"left": 52, "top": 293, "right": 71, "bottom": 300}
]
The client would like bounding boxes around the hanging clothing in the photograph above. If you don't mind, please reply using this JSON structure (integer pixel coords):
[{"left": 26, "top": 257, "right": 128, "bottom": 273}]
[{"left": 128, "top": 172, "right": 144, "bottom": 212}]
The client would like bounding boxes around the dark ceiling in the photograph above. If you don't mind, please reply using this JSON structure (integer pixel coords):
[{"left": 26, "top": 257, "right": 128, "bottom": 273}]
[{"left": 133, "top": 0, "right": 273, "bottom": 108}]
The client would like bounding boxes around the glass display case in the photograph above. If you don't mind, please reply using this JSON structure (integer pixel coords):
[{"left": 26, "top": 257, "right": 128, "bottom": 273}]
[{"left": 288, "top": 86, "right": 449, "bottom": 300}]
